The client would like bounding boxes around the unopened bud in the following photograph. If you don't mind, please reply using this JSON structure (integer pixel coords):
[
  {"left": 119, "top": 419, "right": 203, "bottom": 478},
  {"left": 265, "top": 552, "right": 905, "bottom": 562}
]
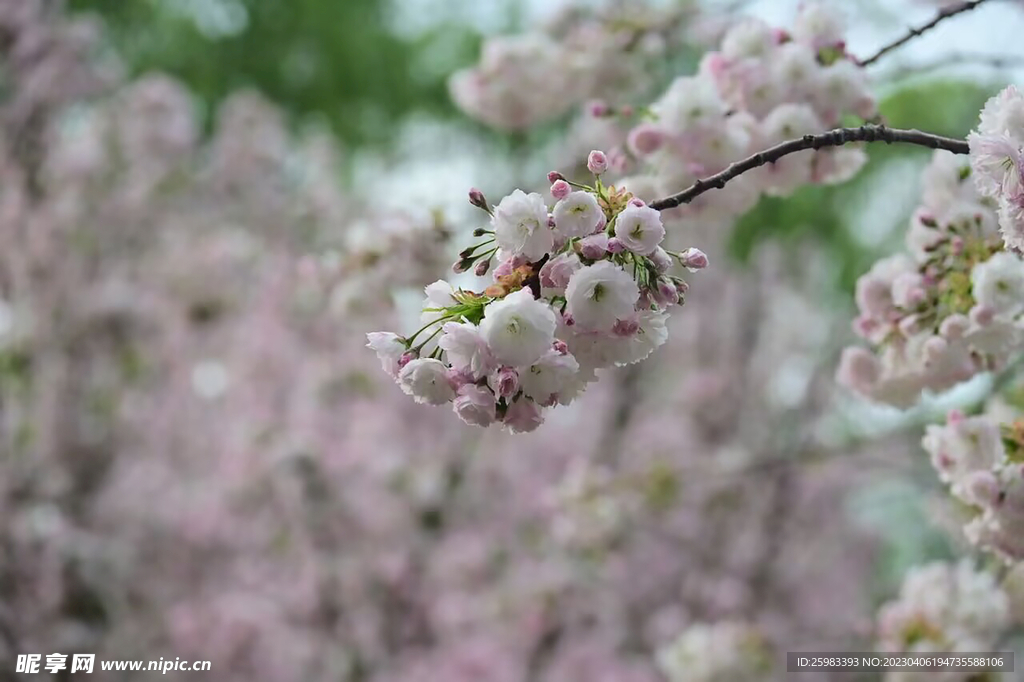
[
  {"left": 607, "top": 237, "right": 626, "bottom": 254},
  {"left": 587, "top": 150, "right": 609, "bottom": 176},
  {"left": 468, "top": 187, "right": 489, "bottom": 212},
  {"left": 679, "top": 247, "right": 709, "bottom": 271},
  {"left": 588, "top": 99, "right": 610, "bottom": 117},
  {"left": 548, "top": 171, "right": 565, "bottom": 184},
  {"left": 551, "top": 179, "right": 571, "bottom": 200},
  {"left": 655, "top": 277, "right": 680, "bottom": 306},
  {"left": 474, "top": 259, "right": 491, "bottom": 276},
  {"left": 578, "top": 234, "right": 609, "bottom": 260}
]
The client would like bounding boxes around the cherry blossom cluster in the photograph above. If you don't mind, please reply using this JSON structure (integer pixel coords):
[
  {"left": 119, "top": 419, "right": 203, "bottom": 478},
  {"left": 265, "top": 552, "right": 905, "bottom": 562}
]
[
  {"left": 448, "top": 1, "right": 696, "bottom": 132},
  {"left": 876, "top": 561, "right": 1011, "bottom": 669},
  {"left": 837, "top": 151, "right": 1024, "bottom": 408},
  {"left": 968, "top": 85, "right": 1024, "bottom": 251},
  {"left": 368, "top": 153, "right": 708, "bottom": 432},
  {"left": 621, "top": 2, "right": 875, "bottom": 226},
  {"left": 923, "top": 409, "right": 1024, "bottom": 563},
  {"left": 656, "top": 621, "right": 771, "bottom": 682}
]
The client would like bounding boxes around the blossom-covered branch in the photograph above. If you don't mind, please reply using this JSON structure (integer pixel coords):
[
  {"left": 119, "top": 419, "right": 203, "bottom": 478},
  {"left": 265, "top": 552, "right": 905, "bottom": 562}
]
[
  {"left": 859, "top": 0, "right": 992, "bottom": 67},
  {"left": 649, "top": 125, "right": 969, "bottom": 211}
]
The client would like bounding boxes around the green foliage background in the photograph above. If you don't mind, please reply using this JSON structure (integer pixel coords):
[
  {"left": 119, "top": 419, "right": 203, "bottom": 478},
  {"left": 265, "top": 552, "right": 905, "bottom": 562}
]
[{"left": 69, "top": 0, "right": 483, "bottom": 146}]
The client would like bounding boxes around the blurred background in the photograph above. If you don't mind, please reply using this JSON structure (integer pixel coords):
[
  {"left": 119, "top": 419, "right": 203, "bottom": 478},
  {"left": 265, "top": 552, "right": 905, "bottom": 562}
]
[{"left": 2, "top": 0, "right": 1024, "bottom": 679}]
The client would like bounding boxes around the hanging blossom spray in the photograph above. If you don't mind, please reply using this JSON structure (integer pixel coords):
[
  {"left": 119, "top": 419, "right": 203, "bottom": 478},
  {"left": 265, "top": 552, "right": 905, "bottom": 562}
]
[{"left": 367, "top": 151, "right": 707, "bottom": 433}]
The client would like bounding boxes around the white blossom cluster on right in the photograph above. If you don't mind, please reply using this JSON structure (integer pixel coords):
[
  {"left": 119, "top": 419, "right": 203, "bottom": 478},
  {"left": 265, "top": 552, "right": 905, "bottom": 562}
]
[
  {"left": 838, "top": 151, "right": 1024, "bottom": 408},
  {"left": 923, "top": 409, "right": 1024, "bottom": 563},
  {"left": 968, "top": 85, "right": 1024, "bottom": 252},
  {"left": 876, "top": 561, "right": 1011, "bottom": 682}
]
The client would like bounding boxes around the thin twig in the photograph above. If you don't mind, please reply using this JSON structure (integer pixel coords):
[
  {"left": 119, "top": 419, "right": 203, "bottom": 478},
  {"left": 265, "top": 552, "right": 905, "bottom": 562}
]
[
  {"left": 859, "top": 0, "right": 992, "bottom": 67},
  {"left": 883, "top": 51, "right": 1024, "bottom": 81},
  {"left": 649, "top": 125, "right": 968, "bottom": 211}
]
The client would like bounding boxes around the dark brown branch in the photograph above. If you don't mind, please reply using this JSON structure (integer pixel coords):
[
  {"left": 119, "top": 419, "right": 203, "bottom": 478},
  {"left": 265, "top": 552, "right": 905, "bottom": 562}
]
[
  {"left": 649, "top": 125, "right": 968, "bottom": 212},
  {"left": 859, "top": 0, "right": 991, "bottom": 67}
]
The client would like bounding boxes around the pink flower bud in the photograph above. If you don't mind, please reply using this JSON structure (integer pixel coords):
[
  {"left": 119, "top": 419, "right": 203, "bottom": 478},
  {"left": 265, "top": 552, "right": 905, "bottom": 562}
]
[
  {"left": 553, "top": 339, "right": 568, "bottom": 355},
  {"left": 654, "top": 278, "right": 679, "bottom": 306},
  {"left": 399, "top": 352, "right": 416, "bottom": 369},
  {"left": 578, "top": 233, "right": 609, "bottom": 260},
  {"left": 629, "top": 197, "right": 646, "bottom": 208},
  {"left": 547, "top": 171, "right": 565, "bottom": 183},
  {"left": 679, "top": 247, "right": 709, "bottom": 271},
  {"left": 588, "top": 99, "right": 610, "bottom": 117},
  {"left": 550, "top": 179, "right": 571, "bottom": 200},
  {"left": 587, "top": 150, "right": 609, "bottom": 176},
  {"left": 607, "top": 237, "right": 625, "bottom": 254},
  {"left": 474, "top": 259, "right": 491, "bottom": 276},
  {"left": 468, "top": 187, "right": 488, "bottom": 211},
  {"left": 452, "top": 259, "right": 471, "bottom": 273}
]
